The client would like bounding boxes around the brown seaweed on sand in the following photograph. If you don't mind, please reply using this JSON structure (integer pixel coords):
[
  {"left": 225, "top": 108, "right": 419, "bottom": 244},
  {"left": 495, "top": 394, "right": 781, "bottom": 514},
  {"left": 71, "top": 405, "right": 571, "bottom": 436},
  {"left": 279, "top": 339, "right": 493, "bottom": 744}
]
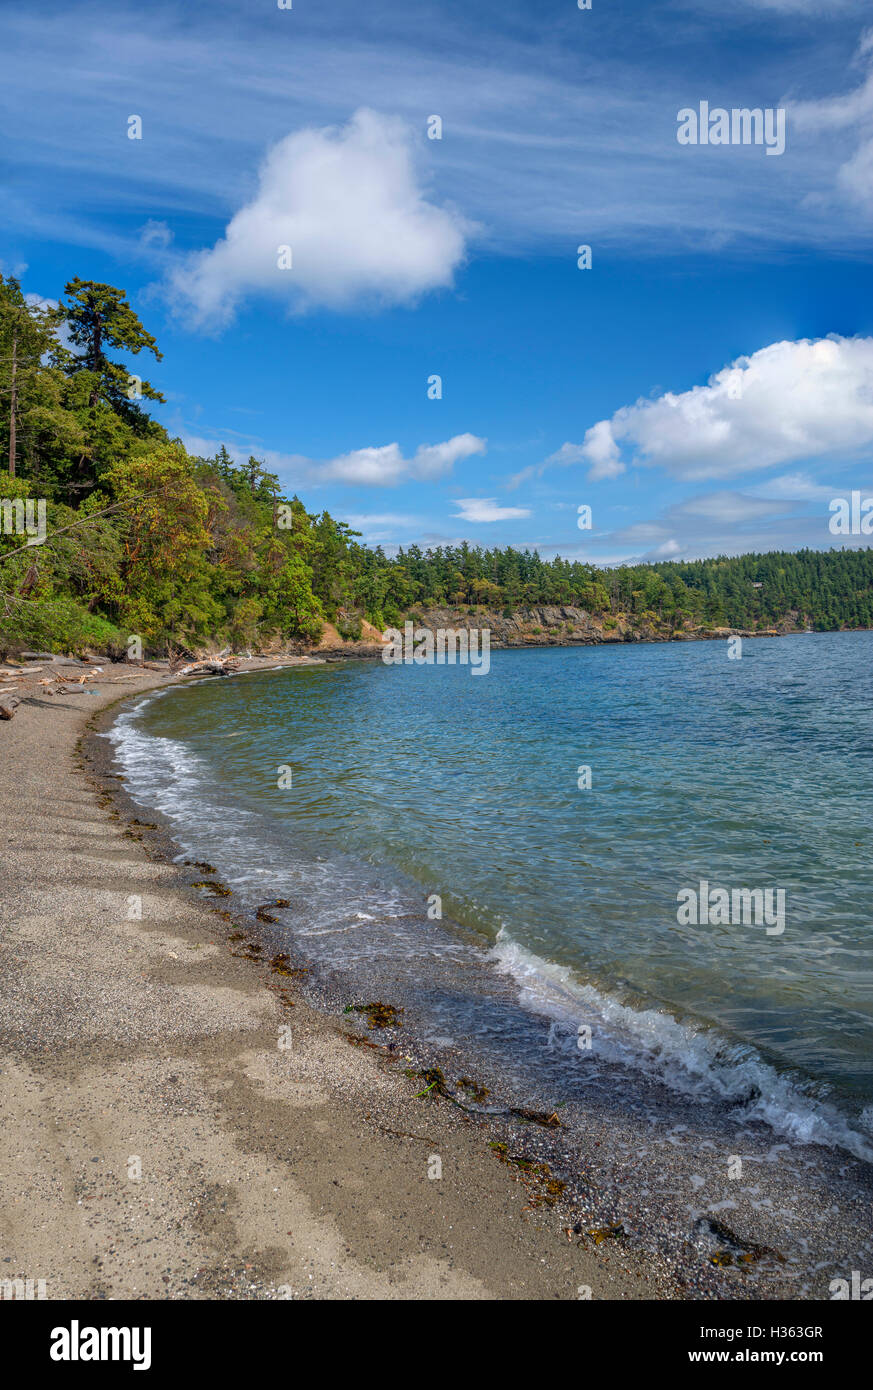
[
  {"left": 457, "top": 1076, "right": 490, "bottom": 1103},
  {"left": 411, "top": 1067, "right": 562, "bottom": 1128},
  {"left": 346, "top": 1001, "right": 404, "bottom": 1029},
  {"left": 694, "top": 1216, "right": 784, "bottom": 1269},
  {"left": 488, "top": 1141, "right": 567, "bottom": 1208},
  {"left": 269, "top": 953, "right": 308, "bottom": 979},
  {"left": 509, "top": 1105, "right": 562, "bottom": 1128},
  {"left": 343, "top": 1032, "right": 401, "bottom": 1061}
]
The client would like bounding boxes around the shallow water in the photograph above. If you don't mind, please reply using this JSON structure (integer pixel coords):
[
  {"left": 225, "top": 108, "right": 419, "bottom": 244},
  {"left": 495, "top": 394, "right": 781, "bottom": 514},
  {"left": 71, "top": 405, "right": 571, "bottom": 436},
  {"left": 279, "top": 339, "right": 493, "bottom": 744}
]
[{"left": 108, "top": 633, "right": 873, "bottom": 1160}]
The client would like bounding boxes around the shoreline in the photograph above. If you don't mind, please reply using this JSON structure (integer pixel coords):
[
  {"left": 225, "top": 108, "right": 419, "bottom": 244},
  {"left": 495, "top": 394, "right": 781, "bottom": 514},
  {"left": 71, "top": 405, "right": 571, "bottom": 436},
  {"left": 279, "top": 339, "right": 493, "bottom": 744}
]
[
  {"left": 2, "top": 655, "right": 872, "bottom": 1301},
  {"left": 0, "top": 659, "right": 661, "bottom": 1300}
]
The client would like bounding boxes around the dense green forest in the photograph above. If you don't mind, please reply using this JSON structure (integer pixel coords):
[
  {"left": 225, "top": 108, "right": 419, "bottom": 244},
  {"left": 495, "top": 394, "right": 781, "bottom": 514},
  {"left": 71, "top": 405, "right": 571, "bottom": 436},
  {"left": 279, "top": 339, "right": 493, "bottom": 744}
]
[{"left": 1, "top": 272, "right": 871, "bottom": 655}]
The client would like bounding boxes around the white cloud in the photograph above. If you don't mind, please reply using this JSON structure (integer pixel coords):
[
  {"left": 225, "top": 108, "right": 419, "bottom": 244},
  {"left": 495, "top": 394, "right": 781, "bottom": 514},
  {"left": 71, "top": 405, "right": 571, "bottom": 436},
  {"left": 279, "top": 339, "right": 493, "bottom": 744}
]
[
  {"left": 452, "top": 497, "right": 531, "bottom": 522},
  {"left": 647, "top": 539, "right": 682, "bottom": 558},
  {"left": 140, "top": 219, "right": 173, "bottom": 251},
  {"left": 545, "top": 426, "right": 622, "bottom": 483},
  {"left": 551, "top": 336, "right": 873, "bottom": 482},
  {"left": 168, "top": 109, "right": 470, "bottom": 326},
  {"left": 24, "top": 292, "right": 57, "bottom": 312},
  {"left": 322, "top": 434, "right": 486, "bottom": 486},
  {"left": 183, "top": 431, "right": 486, "bottom": 489},
  {"left": 792, "top": 31, "right": 873, "bottom": 212},
  {"left": 749, "top": 471, "right": 838, "bottom": 501},
  {"left": 675, "top": 491, "right": 791, "bottom": 523}
]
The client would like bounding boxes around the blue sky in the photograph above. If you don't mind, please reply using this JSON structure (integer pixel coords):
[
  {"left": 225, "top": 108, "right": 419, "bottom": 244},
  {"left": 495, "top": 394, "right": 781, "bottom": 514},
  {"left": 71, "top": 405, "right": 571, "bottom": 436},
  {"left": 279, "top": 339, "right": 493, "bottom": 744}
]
[{"left": 3, "top": 0, "right": 873, "bottom": 562}]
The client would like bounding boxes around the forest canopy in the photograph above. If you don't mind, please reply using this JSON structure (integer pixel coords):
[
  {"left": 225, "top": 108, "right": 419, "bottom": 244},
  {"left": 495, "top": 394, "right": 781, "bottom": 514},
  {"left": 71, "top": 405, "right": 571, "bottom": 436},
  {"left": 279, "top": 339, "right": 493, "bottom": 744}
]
[{"left": 1, "top": 272, "right": 870, "bottom": 656}]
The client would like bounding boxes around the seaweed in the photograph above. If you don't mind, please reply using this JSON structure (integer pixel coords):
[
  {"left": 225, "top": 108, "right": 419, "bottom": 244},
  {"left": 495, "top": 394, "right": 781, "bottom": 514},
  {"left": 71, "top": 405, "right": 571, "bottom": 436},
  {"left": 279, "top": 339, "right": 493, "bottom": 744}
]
[
  {"left": 269, "top": 953, "right": 308, "bottom": 979},
  {"left": 579, "top": 1223, "right": 627, "bottom": 1246},
  {"left": 487, "top": 1141, "right": 567, "bottom": 1208},
  {"left": 193, "top": 880, "right": 231, "bottom": 897},
  {"left": 409, "top": 1067, "right": 561, "bottom": 1128},
  {"left": 343, "top": 1032, "right": 401, "bottom": 1060},
  {"left": 695, "top": 1217, "right": 784, "bottom": 1269},
  {"left": 346, "top": 1001, "right": 404, "bottom": 1029},
  {"left": 185, "top": 860, "right": 217, "bottom": 875},
  {"left": 457, "top": 1076, "right": 490, "bottom": 1103},
  {"left": 230, "top": 941, "right": 262, "bottom": 960},
  {"left": 509, "top": 1105, "right": 562, "bottom": 1129},
  {"left": 256, "top": 899, "right": 290, "bottom": 922},
  {"left": 414, "top": 1068, "right": 450, "bottom": 1098}
]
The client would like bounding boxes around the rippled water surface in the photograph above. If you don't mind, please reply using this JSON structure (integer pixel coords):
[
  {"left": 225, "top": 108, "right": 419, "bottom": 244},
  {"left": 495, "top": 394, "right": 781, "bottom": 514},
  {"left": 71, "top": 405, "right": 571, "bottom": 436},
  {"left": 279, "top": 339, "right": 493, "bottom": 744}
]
[{"left": 109, "top": 633, "right": 873, "bottom": 1153}]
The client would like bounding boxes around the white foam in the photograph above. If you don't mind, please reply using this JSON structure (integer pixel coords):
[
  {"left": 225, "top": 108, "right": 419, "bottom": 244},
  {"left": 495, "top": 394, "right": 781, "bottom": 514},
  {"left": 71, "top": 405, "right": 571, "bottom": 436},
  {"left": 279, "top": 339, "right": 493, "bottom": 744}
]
[{"left": 490, "top": 928, "right": 873, "bottom": 1163}]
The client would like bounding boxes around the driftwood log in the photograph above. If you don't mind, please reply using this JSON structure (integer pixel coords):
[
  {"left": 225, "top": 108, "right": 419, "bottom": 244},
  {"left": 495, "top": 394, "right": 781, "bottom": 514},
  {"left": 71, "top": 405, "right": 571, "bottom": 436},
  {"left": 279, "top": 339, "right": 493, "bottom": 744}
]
[
  {"left": 171, "top": 658, "right": 240, "bottom": 678},
  {"left": 0, "top": 697, "right": 20, "bottom": 720}
]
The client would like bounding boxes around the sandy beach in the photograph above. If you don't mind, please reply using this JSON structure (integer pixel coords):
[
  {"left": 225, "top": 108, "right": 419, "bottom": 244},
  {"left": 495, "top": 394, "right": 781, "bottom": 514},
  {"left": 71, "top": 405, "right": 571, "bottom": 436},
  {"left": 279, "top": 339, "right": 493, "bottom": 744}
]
[{"left": 0, "top": 659, "right": 659, "bottom": 1300}]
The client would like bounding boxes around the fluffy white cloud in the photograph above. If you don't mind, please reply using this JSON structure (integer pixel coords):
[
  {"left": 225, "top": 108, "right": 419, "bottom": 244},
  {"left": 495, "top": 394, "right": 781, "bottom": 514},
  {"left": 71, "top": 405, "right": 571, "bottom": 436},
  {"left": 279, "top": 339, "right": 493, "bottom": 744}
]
[
  {"left": 554, "top": 336, "right": 873, "bottom": 482},
  {"left": 322, "top": 434, "right": 486, "bottom": 486},
  {"left": 452, "top": 497, "right": 531, "bottom": 523},
  {"left": 169, "top": 109, "right": 470, "bottom": 326}
]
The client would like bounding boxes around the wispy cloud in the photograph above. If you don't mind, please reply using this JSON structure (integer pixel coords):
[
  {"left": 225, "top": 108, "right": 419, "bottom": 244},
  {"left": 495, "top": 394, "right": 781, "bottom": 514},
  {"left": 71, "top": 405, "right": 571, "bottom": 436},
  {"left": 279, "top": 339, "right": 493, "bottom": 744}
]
[
  {"left": 3, "top": 0, "right": 872, "bottom": 271},
  {"left": 452, "top": 497, "right": 531, "bottom": 522},
  {"left": 792, "top": 28, "right": 873, "bottom": 212}
]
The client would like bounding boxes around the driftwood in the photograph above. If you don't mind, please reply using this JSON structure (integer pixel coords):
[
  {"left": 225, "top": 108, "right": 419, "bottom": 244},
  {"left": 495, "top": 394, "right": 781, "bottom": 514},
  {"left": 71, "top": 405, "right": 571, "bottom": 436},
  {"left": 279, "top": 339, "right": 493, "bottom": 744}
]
[
  {"left": 0, "top": 697, "right": 20, "bottom": 720},
  {"left": 171, "top": 658, "right": 240, "bottom": 678}
]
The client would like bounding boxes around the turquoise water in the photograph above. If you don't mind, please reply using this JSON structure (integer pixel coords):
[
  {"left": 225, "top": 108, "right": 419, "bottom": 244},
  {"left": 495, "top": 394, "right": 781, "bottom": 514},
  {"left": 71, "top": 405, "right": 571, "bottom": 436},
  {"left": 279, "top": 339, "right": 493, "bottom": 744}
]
[{"left": 111, "top": 633, "right": 873, "bottom": 1151}]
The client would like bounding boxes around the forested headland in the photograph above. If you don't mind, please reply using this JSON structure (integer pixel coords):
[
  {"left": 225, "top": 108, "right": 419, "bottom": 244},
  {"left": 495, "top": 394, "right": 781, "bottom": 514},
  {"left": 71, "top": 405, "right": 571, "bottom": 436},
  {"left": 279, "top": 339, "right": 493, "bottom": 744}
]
[{"left": 1, "top": 272, "right": 871, "bottom": 657}]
